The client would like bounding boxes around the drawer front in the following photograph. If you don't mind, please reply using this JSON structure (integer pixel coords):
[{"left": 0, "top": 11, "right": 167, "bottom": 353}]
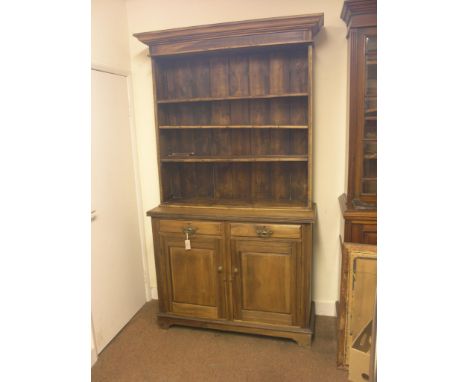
[
  {"left": 159, "top": 220, "right": 223, "bottom": 236},
  {"left": 230, "top": 223, "right": 301, "bottom": 239}
]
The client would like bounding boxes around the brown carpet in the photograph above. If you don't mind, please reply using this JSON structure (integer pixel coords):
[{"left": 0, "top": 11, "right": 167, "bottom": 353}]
[{"left": 92, "top": 301, "right": 348, "bottom": 382}]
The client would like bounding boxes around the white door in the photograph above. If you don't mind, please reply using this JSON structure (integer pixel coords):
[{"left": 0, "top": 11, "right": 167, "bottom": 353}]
[{"left": 91, "top": 69, "right": 146, "bottom": 353}]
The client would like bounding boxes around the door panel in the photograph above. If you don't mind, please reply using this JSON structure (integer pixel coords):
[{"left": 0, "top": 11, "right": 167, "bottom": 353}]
[
  {"left": 241, "top": 251, "right": 291, "bottom": 313},
  {"left": 91, "top": 70, "right": 146, "bottom": 353},
  {"left": 161, "top": 235, "right": 224, "bottom": 320},
  {"left": 231, "top": 240, "right": 297, "bottom": 326},
  {"left": 170, "top": 246, "right": 217, "bottom": 306}
]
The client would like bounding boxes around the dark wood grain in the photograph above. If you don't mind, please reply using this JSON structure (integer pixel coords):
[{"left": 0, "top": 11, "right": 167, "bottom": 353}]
[
  {"left": 289, "top": 97, "right": 308, "bottom": 125},
  {"left": 191, "top": 57, "right": 211, "bottom": 98},
  {"left": 232, "top": 163, "right": 251, "bottom": 201},
  {"left": 269, "top": 51, "right": 290, "bottom": 94},
  {"left": 289, "top": 49, "right": 308, "bottom": 94},
  {"left": 210, "top": 56, "right": 229, "bottom": 98},
  {"left": 270, "top": 98, "right": 290, "bottom": 125},
  {"left": 228, "top": 55, "right": 249, "bottom": 97},
  {"left": 251, "top": 162, "right": 272, "bottom": 201},
  {"left": 250, "top": 99, "right": 269, "bottom": 125},
  {"left": 271, "top": 162, "right": 290, "bottom": 201},
  {"left": 229, "top": 100, "right": 250, "bottom": 125},
  {"left": 249, "top": 53, "right": 269, "bottom": 96},
  {"left": 211, "top": 101, "right": 231, "bottom": 126}
]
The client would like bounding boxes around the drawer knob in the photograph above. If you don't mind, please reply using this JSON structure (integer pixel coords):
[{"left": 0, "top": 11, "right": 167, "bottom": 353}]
[
  {"left": 256, "top": 226, "right": 273, "bottom": 238},
  {"left": 217, "top": 266, "right": 223, "bottom": 272},
  {"left": 182, "top": 226, "right": 197, "bottom": 236}
]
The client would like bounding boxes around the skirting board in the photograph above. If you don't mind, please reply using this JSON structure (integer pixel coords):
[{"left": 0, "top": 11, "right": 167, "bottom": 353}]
[
  {"left": 91, "top": 347, "right": 98, "bottom": 366},
  {"left": 151, "top": 288, "right": 336, "bottom": 317}
]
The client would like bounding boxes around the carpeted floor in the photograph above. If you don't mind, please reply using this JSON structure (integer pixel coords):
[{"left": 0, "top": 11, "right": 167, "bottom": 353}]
[{"left": 92, "top": 301, "right": 348, "bottom": 382}]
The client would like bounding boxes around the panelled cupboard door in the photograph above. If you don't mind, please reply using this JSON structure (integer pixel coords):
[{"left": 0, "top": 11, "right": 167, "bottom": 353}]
[
  {"left": 230, "top": 239, "right": 298, "bottom": 326},
  {"left": 160, "top": 235, "right": 225, "bottom": 320}
]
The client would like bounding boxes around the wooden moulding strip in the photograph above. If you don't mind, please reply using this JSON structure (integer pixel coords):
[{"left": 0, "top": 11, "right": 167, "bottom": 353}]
[
  {"left": 159, "top": 125, "right": 308, "bottom": 129},
  {"left": 160, "top": 155, "right": 308, "bottom": 163},
  {"left": 134, "top": 14, "right": 324, "bottom": 56},
  {"left": 156, "top": 93, "right": 308, "bottom": 104}
]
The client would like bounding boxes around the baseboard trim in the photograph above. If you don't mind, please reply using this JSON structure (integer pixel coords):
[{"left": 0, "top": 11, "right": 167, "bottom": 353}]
[
  {"left": 91, "top": 347, "right": 98, "bottom": 366},
  {"left": 314, "top": 301, "right": 337, "bottom": 317}
]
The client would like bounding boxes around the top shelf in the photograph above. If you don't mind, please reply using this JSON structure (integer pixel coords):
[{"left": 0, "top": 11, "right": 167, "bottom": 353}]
[{"left": 157, "top": 93, "right": 308, "bottom": 104}]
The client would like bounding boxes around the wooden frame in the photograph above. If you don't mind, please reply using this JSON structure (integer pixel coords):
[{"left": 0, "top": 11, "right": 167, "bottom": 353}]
[{"left": 339, "top": 0, "right": 377, "bottom": 243}]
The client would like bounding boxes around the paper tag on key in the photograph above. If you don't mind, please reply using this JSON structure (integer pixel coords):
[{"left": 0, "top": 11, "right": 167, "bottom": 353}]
[{"left": 185, "top": 233, "right": 191, "bottom": 250}]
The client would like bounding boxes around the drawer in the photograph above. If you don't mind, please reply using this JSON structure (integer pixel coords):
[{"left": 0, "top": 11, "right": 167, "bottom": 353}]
[
  {"left": 230, "top": 223, "right": 301, "bottom": 239},
  {"left": 159, "top": 219, "right": 223, "bottom": 236}
]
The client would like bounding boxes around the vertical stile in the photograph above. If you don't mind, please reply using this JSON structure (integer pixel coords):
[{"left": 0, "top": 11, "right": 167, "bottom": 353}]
[
  {"left": 307, "top": 44, "right": 314, "bottom": 207},
  {"left": 152, "top": 59, "right": 164, "bottom": 203}
]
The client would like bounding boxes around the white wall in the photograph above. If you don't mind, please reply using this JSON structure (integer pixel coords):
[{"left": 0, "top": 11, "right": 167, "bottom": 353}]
[
  {"left": 92, "top": 0, "right": 132, "bottom": 72},
  {"left": 125, "top": 0, "right": 348, "bottom": 315}
]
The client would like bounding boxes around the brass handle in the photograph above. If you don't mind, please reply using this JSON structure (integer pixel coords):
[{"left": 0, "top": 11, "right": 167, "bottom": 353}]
[
  {"left": 256, "top": 226, "right": 273, "bottom": 238},
  {"left": 217, "top": 266, "right": 223, "bottom": 272},
  {"left": 182, "top": 226, "right": 197, "bottom": 236},
  {"left": 233, "top": 267, "right": 239, "bottom": 274}
]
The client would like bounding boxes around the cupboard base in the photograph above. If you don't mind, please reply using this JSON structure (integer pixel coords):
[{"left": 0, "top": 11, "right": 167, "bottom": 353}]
[{"left": 157, "top": 302, "right": 315, "bottom": 347}]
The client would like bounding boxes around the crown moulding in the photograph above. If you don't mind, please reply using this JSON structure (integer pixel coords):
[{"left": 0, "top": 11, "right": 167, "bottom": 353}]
[
  {"left": 134, "top": 14, "right": 324, "bottom": 56},
  {"left": 341, "top": 0, "right": 377, "bottom": 29}
]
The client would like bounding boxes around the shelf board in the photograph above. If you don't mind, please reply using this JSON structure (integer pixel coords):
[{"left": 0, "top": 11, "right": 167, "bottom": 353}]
[
  {"left": 159, "top": 125, "right": 309, "bottom": 129},
  {"left": 157, "top": 93, "right": 308, "bottom": 104},
  {"left": 159, "top": 198, "right": 308, "bottom": 209},
  {"left": 147, "top": 204, "right": 317, "bottom": 223},
  {"left": 161, "top": 155, "right": 308, "bottom": 163},
  {"left": 365, "top": 117, "right": 377, "bottom": 121}
]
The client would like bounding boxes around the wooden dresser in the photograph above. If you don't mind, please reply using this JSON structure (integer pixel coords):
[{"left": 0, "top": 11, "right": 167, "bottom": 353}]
[{"left": 134, "top": 14, "right": 324, "bottom": 346}]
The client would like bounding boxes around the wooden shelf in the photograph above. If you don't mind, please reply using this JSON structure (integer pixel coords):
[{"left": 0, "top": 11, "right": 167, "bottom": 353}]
[
  {"left": 147, "top": 204, "right": 317, "bottom": 223},
  {"left": 159, "top": 197, "right": 308, "bottom": 209},
  {"left": 161, "top": 155, "right": 308, "bottom": 163},
  {"left": 157, "top": 93, "right": 308, "bottom": 104},
  {"left": 159, "top": 125, "right": 308, "bottom": 129}
]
